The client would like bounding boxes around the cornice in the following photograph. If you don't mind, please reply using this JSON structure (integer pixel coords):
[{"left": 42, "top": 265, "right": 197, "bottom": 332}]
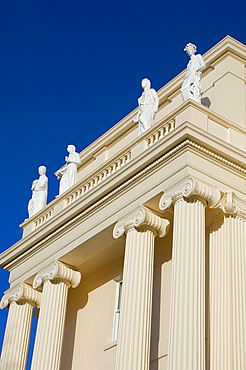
[
  {"left": 19, "top": 99, "right": 246, "bottom": 232},
  {"left": 113, "top": 206, "right": 170, "bottom": 239},
  {"left": 202, "top": 36, "right": 246, "bottom": 67},
  {"left": 183, "top": 137, "right": 246, "bottom": 175},
  {"left": 0, "top": 282, "right": 41, "bottom": 309},
  {"left": 33, "top": 261, "right": 81, "bottom": 290},
  {"left": 159, "top": 176, "right": 221, "bottom": 211},
  {"left": 2, "top": 136, "right": 246, "bottom": 272}
]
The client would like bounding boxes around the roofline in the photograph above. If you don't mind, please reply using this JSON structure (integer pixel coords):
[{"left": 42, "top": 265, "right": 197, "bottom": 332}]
[{"left": 58, "top": 36, "right": 246, "bottom": 173}]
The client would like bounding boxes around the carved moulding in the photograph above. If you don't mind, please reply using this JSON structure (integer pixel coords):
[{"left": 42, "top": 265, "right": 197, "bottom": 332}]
[
  {"left": 159, "top": 176, "right": 221, "bottom": 211},
  {"left": 113, "top": 205, "right": 170, "bottom": 239},
  {"left": 33, "top": 260, "right": 81, "bottom": 290},
  {"left": 0, "top": 282, "right": 41, "bottom": 309}
]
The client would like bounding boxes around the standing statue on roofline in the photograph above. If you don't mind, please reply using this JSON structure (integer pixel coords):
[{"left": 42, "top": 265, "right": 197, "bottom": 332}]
[
  {"left": 57, "top": 144, "right": 81, "bottom": 195},
  {"left": 28, "top": 166, "right": 48, "bottom": 218},
  {"left": 133, "top": 78, "right": 159, "bottom": 136},
  {"left": 181, "top": 43, "right": 206, "bottom": 103}
]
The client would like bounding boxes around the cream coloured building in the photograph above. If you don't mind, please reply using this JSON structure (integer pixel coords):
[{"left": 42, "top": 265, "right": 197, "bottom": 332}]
[{"left": 1, "top": 35, "right": 246, "bottom": 370}]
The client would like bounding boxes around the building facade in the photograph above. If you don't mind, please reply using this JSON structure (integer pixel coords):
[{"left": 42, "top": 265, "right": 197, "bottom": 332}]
[{"left": 1, "top": 36, "right": 246, "bottom": 369}]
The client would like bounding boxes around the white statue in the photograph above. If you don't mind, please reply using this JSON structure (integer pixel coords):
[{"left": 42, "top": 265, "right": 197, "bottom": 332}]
[
  {"left": 133, "top": 78, "right": 159, "bottom": 136},
  {"left": 57, "top": 145, "right": 81, "bottom": 195},
  {"left": 28, "top": 166, "right": 48, "bottom": 218},
  {"left": 181, "top": 43, "right": 206, "bottom": 103}
]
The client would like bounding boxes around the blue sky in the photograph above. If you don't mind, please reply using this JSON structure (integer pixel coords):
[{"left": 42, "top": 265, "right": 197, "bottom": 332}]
[{"left": 0, "top": 0, "right": 245, "bottom": 367}]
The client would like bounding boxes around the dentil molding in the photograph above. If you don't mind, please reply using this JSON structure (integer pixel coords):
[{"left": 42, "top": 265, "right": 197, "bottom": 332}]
[
  {"left": 0, "top": 282, "right": 41, "bottom": 309},
  {"left": 113, "top": 205, "right": 170, "bottom": 239},
  {"left": 33, "top": 260, "right": 81, "bottom": 290},
  {"left": 159, "top": 176, "right": 221, "bottom": 211}
]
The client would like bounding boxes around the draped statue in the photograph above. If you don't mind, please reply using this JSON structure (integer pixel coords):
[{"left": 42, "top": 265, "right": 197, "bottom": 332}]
[
  {"left": 181, "top": 43, "right": 206, "bottom": 103},
  {"left": 28, "top": 166, "right": 48, "bottom": 218},
  {"left": 57, "top": 145, "right": 81, "bottom": 195},
  {"left": 133, "top": 78, "right": 159, "bottom": 136}
]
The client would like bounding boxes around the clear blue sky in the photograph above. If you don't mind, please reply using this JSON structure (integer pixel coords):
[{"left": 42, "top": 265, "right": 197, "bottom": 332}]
[{"left": 0, "top": 0, "right": 244, "bottom": 367}]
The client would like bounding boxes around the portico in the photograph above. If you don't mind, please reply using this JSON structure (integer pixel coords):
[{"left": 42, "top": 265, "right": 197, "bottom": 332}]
[{"left": 1, "top": 36, "right": 246, "bottom": 369}]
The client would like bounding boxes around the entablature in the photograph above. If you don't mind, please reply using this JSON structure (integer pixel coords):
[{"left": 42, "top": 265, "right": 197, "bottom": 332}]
[
  {"left": 2, "top": 125, "right": 246, "bottom": 287},
  {"left": 18, "top": 100, "right": 246, "bottom": 240}
]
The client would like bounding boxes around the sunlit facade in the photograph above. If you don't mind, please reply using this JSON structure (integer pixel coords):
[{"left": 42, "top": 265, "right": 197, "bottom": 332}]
[{"left": 1, "top": 36, "right": 246, "bottom": 370}]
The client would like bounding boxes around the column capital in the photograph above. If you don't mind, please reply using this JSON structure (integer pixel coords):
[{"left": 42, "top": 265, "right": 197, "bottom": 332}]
[
  {"left": 0, "top": 282, "right": 41, "bottom": 309},
  {"left": 159, "top": 176, "right": 221, "bottom": 211},
  {"left": 33, "top": 261, "right": 81, "bottom": 290},
  {"left": 113, "top": 205, "right": 170, "bottom": 239},
  {"left": 222, "top": 190, "right": 246, "bottom": 218}
]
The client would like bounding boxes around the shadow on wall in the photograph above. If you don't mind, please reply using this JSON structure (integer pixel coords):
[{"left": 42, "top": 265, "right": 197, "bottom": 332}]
[
  {"left": 150, "top": 219, "right": 173, "bottom": 370},
  {"left": 60, "top": 258, "right": 124, "bottom": 370},
  {"left": 201, "top": 97, "right": 211, "bottom": 108},
  {"left": 60, "top": 280, "right": 88, "bottom": 370}
]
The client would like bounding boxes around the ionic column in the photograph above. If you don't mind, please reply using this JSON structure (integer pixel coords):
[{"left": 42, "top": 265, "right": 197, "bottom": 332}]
[
  {"left": 209, "top": 191, "right": 246, "bottom": 370},
  {"left": 113, "top": 206, "right": 170, "bottom": 370},
  {"left": 159, "top": 177, "right": 221, "bottom": 370},
  {"left": 31, "top": 261, "right": 81, "bottom": 370},
  {"left": 0, "top": 283, "right": 41, "bottom": 370}
]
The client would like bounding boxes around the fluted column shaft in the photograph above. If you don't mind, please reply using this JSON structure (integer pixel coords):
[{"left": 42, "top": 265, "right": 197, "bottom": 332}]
[
  {"left": 169, "top": 197, "right": 206, "bottom": 370},
  {"left": 117, "top": 227, "right": 155, "bottom": 370},
  {"left": 113, "top": 206, "right": 170, "bottom": 370},
  {"left": 159, "top": 177, "right": 221, "bottom": 370},
  {"left": 209, "top": 193, "right": 246, "bottom": 370},
  {"left": 31, "top": 261, "right": 81, "bottom": 370},
  {"left": 31, "top": 280, "right": 69, "bottom": 370},
  {"left": 230, "top": 216, "right": 246, "bottom": 369},
  {"left": 0, "top": 283, "right": 41, "bottom": 370}
]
